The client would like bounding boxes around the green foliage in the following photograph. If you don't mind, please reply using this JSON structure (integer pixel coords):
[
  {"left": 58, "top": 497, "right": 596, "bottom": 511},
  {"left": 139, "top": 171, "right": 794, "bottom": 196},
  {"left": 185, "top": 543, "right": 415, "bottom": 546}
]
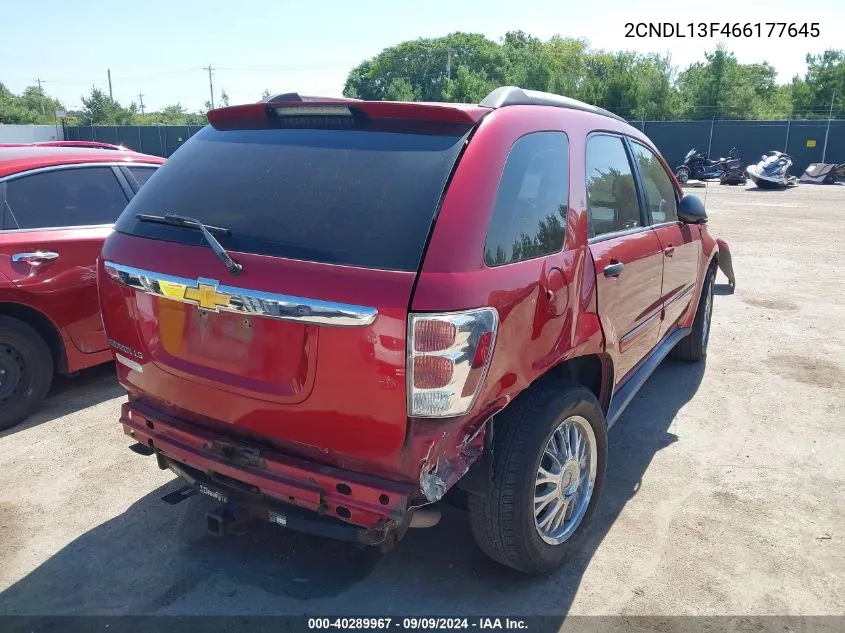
[
  {"left": 0, "top": 84, "right": 207, "bottom": 126},
  {"left": 792, "top": 50, "right": 845, "bottom": 118},
  {"left": 0, "top": 82, "right": 65, "bottom": 124},
  {"left": 344, "top": 33, "right": 845, "bottom": 121}
]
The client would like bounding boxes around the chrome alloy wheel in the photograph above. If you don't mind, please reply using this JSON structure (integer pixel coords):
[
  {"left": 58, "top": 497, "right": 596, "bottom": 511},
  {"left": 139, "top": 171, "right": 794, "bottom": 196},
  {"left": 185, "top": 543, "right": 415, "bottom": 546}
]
[{"left": 533, "top": 415, "right": 597, "bottom": 545}]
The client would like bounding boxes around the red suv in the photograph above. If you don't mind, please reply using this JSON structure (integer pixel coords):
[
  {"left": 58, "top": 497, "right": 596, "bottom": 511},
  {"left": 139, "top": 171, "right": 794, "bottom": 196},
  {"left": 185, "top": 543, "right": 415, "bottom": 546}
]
[
  {"left": 0, "top": 142, "right": 163, "bottom": 429},
  {"left": 98, "top": 88, "right": 735, "bottom": 573}
]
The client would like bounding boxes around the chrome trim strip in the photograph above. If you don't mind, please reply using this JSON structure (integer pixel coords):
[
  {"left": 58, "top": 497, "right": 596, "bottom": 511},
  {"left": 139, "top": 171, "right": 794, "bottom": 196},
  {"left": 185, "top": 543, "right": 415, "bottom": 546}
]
[
  {"left": 0, "top": 223, "right": 113, "bottom": 234},
  {"left": 663, "top": 283, "right": 695, "bottom": 311},
  {"left": 0, "top": 161, "right": 160, "bottom": 184},
  {"left": 115, "top": 353, "right": 144, "bottom": 373},
  {"left": 102, "top": 261, "right": 378, "bottom": 327},
  {"left": 619, "top": 309, "right": 662, "bottom": 350}
]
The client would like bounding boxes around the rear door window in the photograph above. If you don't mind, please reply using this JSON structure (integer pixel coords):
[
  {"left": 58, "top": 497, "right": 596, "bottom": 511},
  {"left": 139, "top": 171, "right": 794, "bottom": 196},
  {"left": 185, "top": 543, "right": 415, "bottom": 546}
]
[
  {"left": 483, "top": 132, "right": 569, "bottom": 266},
  {"left": 115, "top": 123, "right": 470, "bottom": 271},
  {"left": 629, "top": 142, "right": 678, "bottom": 224},
  {"left": 5, "top": 166, "right": 129, "bottom": 229},
  {"left": 585, "top": 135, "right": 643, "bottom": 239},
  {"left": 126, "top": 166, "right": 158, "bottom": 189}
]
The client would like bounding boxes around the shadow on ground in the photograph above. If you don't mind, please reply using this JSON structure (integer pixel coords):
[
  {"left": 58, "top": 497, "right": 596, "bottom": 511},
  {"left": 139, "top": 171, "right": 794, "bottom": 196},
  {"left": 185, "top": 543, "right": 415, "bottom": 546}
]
[
  {"left": 1, "top": 360, "right": 705, "bottom": 617},
  {"left": 0, "top": 363, "right": 123, "bottom": 439},
  {"left": 743, "top": 186, "right": 796, "bottom": 192}
]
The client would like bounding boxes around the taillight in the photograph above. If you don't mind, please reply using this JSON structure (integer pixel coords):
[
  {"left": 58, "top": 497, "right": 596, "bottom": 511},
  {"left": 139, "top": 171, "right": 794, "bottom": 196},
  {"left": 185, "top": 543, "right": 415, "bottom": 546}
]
[{"left": 408, "top": 308, "right": 498, "bottom": 417}]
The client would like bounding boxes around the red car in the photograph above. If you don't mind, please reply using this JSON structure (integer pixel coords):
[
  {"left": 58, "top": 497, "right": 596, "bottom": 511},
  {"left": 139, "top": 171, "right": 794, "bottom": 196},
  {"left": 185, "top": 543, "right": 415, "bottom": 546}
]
[
  {"left": 98, "top": 88, "right": 735, "bottom": 573},
  {"left": 0, "top": 142, "right": 163, "bottom": 429}
]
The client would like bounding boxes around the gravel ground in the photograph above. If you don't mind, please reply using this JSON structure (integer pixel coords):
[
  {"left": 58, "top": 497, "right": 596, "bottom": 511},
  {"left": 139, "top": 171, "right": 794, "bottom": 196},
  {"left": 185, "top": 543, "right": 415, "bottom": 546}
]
[{"left": 1, "top": 183, "right": 843, "bottom": 618}]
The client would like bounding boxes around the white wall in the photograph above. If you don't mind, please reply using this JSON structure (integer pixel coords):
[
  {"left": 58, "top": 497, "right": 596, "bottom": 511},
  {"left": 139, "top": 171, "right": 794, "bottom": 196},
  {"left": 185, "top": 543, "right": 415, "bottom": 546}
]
[{"left": 0, "top": 124, "right": 64, "bottom": 143}]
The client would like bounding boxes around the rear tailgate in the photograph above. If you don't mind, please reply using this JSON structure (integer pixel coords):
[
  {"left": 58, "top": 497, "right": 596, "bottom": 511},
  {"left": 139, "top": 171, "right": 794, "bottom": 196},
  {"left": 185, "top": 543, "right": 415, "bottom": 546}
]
[{"left": 99, "top": 103, "right": 478, "bottom": 476}]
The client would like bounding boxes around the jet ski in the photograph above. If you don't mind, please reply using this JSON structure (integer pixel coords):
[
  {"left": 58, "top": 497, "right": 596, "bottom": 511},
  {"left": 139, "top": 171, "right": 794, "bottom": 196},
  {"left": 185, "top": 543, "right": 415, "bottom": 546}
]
[{"left": 746, "top": 151, "right": 799, "bottom": 189}]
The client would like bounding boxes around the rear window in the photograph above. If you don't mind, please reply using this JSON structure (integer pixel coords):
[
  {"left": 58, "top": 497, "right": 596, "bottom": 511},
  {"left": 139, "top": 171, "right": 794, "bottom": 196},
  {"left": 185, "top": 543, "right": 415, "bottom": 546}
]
[{"left": 115, "top": 123, "right": 470, "bottom": 271}]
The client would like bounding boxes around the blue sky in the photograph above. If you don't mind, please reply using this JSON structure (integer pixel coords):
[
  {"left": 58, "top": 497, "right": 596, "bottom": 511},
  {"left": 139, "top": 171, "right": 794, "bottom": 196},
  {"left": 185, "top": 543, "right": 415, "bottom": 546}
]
[{"left": 2, "top": 0, "right": 842, "bottom": 112}]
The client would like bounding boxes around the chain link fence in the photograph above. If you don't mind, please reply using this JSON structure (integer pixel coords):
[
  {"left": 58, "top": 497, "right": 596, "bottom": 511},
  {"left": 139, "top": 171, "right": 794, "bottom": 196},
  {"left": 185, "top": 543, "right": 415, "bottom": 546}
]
[{"left": 65, "top": 119, "right": 845, "bottom": 171}]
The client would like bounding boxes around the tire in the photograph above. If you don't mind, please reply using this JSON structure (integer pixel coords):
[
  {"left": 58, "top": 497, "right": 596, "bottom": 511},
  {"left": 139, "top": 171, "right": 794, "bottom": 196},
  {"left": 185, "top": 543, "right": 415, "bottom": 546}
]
[
  {"left": 468, "top": 382, "right": 608, "bottom": 574},
  {"left": 0, "top": 316, "right": 54, "bottom": 431},
  {"left": 670, "top": 266, "right": 714, "bottom": 362},
  {"left": 675, "top": 166, "right": 690, "bottom": 184}
]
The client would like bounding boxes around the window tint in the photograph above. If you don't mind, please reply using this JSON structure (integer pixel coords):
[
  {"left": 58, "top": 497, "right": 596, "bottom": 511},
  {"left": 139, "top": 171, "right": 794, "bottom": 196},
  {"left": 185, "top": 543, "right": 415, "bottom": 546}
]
[
  {"left": 5, "top": 167, "right": 128, "bottom": 229},
  {"left": 127, "top": 166, "right": 157, "bottom": 188},
  {"left": 585, "top": 135, "right": 642, "bottom": 238},
  {"left": 116, "top": 124, "right": 470, "bottom": 271},
  {"left": 484, "top": 132, "right": 568, "bottom": 266},
  {"left": 630, "top": 142, "right": 678, "bottom": 224}
]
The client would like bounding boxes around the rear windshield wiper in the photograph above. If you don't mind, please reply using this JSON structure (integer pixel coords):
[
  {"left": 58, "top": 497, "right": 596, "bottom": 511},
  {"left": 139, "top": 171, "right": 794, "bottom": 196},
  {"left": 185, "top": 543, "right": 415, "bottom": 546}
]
[{"left": 136, "top": 213, "right": 242, "bottom": 276}]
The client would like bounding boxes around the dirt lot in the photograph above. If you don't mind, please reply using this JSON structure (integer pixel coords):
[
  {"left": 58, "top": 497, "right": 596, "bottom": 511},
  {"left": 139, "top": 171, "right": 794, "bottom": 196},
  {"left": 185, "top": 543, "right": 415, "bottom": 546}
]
[{"left": 1, "top": 183, "right": 843, "bottom": 617}]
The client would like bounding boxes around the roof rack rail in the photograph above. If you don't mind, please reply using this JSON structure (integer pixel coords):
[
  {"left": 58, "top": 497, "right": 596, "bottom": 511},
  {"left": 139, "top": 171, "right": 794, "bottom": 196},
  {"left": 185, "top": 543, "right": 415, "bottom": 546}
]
[
  {"left": 31, "top": 141, "right": 126, "bottom": 150},
  {"left": 479, "top": 86, "right": 627, "bottom": 123}
]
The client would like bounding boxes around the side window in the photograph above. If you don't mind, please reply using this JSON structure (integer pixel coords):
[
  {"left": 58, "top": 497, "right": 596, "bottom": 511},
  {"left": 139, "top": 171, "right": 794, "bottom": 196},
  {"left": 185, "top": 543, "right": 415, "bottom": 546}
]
[
  {"left": 127, "top": 166, "right": 157, "bottom": 188},
  {"left": 1, "top": 183, "right": 16, "bottom": 230},
  {"left": 5, "top": 167, "right": 129, "bottom": 229},
  {"left": 484, "top": 132, "right": 569, "bottom": 266},
  {"left": 630, "top": 142, "right": 678, "bottom": 224},
  {"left": 585, "top": 135, "right": 642, "bottom": 238}
]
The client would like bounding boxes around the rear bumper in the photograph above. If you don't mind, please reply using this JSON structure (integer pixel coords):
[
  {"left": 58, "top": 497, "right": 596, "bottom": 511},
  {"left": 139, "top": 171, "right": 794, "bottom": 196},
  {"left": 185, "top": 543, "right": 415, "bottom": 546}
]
[{"left": 121, "top": 401, "right": 414, "bottom": 541}]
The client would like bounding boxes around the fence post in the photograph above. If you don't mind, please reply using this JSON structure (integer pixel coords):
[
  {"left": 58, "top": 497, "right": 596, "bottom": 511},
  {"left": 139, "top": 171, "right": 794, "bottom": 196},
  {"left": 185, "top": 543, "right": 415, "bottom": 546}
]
[
  {"left": 707, "top": 116, "right": 715, "bottom": 158},
  {"left": 91, "top": 125, "right": 96, "bottom": 142},
  {"left": 821, "top": 89, "right": 835, "bottom": 163},
  {"left": 784, "top": 119, "right": 791, "bottom": 153},
  {"left": 138, "top": 127, "right": 142, "bottom": 154}
]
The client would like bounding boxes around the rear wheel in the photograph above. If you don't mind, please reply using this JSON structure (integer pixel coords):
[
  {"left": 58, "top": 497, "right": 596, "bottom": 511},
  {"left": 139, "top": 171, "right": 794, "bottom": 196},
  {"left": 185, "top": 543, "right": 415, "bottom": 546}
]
[
  {"left": 671, "top": 266, "right": 714, "bottom": 362},
  {"left": 0, "top": 316, "right": 54, "bottom": 431},
  {"left": 675, "top": 166, "right": 690, "bottom": 184},
  {"left": 468, "top": 382, "right": 607, "bottom": 573}
]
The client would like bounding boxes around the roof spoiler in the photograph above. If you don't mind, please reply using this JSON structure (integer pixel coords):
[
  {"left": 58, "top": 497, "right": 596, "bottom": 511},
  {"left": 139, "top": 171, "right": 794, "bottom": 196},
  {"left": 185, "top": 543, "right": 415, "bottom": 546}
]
[{"left": 208, "top": 100, "right": 487, "bottom": 128}]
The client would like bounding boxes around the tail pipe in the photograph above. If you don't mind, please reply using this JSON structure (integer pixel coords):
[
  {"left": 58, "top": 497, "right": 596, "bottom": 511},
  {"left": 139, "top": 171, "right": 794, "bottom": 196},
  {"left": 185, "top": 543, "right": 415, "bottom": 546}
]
[{"left": 715, "top": 239, "right": 736, "bottom": 293}]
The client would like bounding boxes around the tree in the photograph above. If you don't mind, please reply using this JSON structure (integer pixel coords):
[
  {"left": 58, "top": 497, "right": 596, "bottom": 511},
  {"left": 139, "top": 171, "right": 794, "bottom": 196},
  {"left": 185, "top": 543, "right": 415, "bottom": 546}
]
[
  {"left": 385, "top": 78, "right": 417, "bottom": 101},
  {"left": 343, "top": 32, "right": 502, "bottom": 102},
  {"left": 342, "top": 32, "right": 841, "bottom": 121},
  {"left": 794, "top": 50, "right": 845, "bottom": 118},
  {"left": 80, "top": 86, "right": 132, "bottom": 125},
  {"left": 220, "top": 90, "right": 230, "bottom": 107},
  {"left": 0, "top": 82, "right": 66, "bottom": 124}
]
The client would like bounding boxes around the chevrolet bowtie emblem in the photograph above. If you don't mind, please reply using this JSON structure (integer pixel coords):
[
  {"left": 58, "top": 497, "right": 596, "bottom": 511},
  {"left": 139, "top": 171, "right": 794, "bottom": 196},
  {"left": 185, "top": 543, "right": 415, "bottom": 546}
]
[{"left": 157, "top": 278, "right": 231, "bottom": 311}]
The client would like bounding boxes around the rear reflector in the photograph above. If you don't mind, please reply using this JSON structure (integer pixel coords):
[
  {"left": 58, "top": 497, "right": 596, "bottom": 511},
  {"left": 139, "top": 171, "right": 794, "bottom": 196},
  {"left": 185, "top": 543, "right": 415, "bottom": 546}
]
[{"left": 408, "top": 308, "right": 498, "bottom": 417}]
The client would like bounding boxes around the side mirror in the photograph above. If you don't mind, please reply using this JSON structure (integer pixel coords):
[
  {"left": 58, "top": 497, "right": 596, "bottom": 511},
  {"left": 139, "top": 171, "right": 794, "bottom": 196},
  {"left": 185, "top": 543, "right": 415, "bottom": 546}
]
[{"left": 678, "top": 194, "right": 708, "bottom": 224}]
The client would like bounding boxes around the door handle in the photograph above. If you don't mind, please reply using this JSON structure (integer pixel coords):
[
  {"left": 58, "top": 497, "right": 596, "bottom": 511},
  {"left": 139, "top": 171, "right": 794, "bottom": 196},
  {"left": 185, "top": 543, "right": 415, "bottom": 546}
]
[
  {"left": 11, "top": 251, "right": 60, "bottom": 265},
  {"left": 663, "top": 245, "right": 676, "bottom": 258},
  {"left": 603, "top": 262, "right": 624, "bottom": 278}
]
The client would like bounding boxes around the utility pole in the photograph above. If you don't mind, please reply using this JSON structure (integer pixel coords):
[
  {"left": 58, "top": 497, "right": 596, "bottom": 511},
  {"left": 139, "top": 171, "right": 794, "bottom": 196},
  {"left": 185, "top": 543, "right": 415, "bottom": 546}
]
[
  {"left": 204, "top": 65, "right": 215, "bottom": 109},
  {"left": 107, "top": 69, "right": 113, "bottom": 100},
  {"left": 35, "top": 78, "right": 45, "bottom": 115},
  {"left": 138, "top": 93, "right": 145, "bottom": 115},
  {"left": 821, "top": 89, "right": 835, "bottom": 164}
]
